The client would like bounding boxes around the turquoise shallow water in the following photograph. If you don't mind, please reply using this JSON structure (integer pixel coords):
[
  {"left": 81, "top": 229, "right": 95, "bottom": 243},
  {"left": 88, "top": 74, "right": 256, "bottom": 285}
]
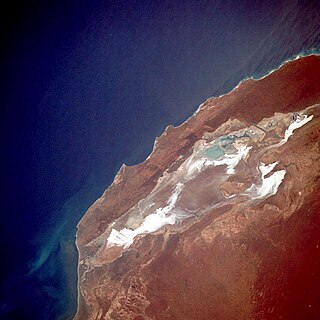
[
  {"left": 2, "top": 0, "right": 320, "bottom": 319},
  {"left": 206, "top": 145, "right": 225, "bottom": 160}
]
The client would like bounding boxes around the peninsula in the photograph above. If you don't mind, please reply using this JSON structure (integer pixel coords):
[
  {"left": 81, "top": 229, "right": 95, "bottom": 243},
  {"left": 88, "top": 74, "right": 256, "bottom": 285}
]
[{"left": 75, "top": 55, "right": 320, "bottom": 320}]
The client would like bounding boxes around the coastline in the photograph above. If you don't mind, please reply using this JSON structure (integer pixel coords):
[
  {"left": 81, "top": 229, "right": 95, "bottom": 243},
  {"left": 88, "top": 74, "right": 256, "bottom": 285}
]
[{"left": 73, "top": 51, "right": 320, "bottom": 319}]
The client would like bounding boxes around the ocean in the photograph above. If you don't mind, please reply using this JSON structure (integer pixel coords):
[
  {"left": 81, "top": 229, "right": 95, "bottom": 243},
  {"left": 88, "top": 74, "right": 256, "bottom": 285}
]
[{"left": 1, "top": 0, "right": 320, "bottom": 319}]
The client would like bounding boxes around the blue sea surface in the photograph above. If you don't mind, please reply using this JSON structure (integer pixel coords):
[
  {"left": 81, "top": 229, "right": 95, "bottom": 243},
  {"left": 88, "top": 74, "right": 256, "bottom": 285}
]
[{"left": 1, "top": 0, "right": 320, "bottom": 319}]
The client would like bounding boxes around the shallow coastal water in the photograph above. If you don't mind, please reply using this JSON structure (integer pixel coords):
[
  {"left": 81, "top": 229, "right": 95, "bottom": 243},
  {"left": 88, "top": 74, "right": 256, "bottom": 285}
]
[{"left": 2, "top": 0, "right": 320, "bottom": 319}]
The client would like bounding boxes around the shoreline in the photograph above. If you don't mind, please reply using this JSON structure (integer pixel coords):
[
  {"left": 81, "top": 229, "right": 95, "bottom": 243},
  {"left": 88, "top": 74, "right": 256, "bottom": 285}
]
[
  {"left": 131, "top": 50, "right": 320, "bottom": 165},
  {"left": 73, "top": 51, "right": 320, "bottom": 319}
]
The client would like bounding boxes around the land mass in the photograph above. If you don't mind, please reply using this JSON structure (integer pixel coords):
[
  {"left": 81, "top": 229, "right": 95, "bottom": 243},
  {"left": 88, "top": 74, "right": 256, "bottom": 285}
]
[{"left": 75, "top": 55, "right": 320, "bottom": 320}]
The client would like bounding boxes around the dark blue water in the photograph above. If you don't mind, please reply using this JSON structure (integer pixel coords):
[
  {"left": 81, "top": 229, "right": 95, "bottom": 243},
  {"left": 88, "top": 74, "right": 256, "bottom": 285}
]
[{"left": 1, "top": 0, "right": 320, "bottom": 319}]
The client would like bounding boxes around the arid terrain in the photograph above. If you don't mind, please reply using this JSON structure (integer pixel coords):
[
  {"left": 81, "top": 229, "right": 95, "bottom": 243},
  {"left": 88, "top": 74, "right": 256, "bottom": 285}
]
[{"left": 75, "top": 55, "right": 320, "bottom": 320}]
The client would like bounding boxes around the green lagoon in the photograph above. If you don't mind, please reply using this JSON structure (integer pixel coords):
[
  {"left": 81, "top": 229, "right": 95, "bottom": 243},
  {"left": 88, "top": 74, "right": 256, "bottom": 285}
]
[{"left": 206, "top": 145, "right": 225, "bottom": 160}]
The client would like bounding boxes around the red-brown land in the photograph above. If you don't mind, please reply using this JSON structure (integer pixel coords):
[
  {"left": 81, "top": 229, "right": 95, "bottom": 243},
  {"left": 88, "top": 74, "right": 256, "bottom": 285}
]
[{"left": 75, "top": 55, "right": 320, "bottom": 320}]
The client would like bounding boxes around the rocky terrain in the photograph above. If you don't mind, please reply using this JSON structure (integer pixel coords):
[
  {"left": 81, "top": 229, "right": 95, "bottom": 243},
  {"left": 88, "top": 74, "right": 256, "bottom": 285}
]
[{"left": 75, "top": 55, "right": 320, "bottom": 320}]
